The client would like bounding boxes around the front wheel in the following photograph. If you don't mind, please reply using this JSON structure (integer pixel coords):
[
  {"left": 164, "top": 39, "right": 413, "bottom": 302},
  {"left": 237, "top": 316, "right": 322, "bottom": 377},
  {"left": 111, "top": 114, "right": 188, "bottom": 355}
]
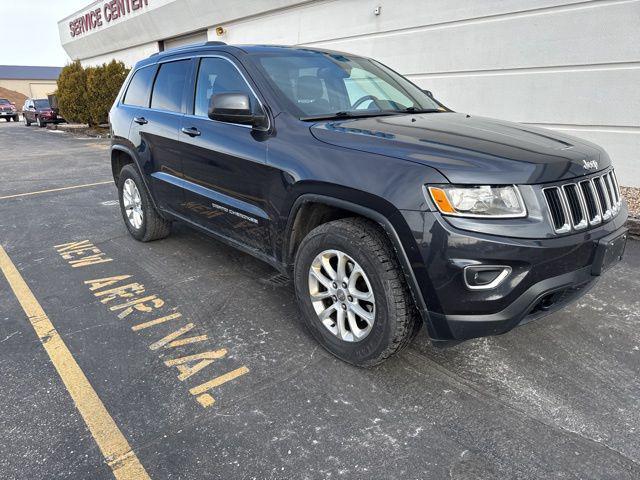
[
  {"left": 293, "top": 217, "right": 421, "bottom": 367},
  {"left": 117, "top": 164, "right": 171, "bottom": 242},
  {"left": 24, "top": 115, "right": 31, "bottom": 126},
  {"left": 37, "top": 116, "right": 45, "bottom": 128},
  {"left": 12, "top": 115, "right": 19, "bottom": 122}
]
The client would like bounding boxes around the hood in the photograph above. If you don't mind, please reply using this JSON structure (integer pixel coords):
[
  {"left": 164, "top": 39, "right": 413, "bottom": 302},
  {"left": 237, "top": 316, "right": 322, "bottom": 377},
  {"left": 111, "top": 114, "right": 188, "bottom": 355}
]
[{"left": 309, "top": 112, "right": 610, "bottom": 184}]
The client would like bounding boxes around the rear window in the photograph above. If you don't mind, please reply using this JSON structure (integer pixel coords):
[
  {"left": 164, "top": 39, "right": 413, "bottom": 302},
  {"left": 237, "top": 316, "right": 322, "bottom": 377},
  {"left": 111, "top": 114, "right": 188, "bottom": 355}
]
[
  {"left": 123, "top": 66, "right": 155, "bottom": 107},
  {"left": 151, "top": 60, "right": 190, "bottom": 113}
]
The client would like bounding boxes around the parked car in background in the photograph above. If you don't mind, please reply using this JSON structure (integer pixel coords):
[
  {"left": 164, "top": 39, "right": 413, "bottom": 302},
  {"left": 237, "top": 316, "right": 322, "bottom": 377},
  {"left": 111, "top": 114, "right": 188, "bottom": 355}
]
[
  {"left": 22, "top": 98, "right": 65, "bottom": 127},
  {"left": 0, "top": 98, "right": 19, "bottom": 122}
]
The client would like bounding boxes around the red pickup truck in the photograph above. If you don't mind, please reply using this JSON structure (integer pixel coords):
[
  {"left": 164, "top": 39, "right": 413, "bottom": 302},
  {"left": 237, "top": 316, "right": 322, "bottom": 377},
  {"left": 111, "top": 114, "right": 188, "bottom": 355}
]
[{"left": 0, "top": 98, "right": 19, "bottom": 122}]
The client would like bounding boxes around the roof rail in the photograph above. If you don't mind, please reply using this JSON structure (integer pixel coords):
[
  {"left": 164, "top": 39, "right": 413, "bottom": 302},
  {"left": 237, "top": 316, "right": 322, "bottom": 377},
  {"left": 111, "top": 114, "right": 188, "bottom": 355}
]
[{"left": 148, "top": 40, "right": 228, "bottom": 59}]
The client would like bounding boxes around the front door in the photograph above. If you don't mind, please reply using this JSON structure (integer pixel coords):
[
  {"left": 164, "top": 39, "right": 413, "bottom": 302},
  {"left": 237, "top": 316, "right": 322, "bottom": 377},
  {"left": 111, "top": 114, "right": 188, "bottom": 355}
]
[{"left": 178, "top": 55, "right": 274, "bottom": 256}]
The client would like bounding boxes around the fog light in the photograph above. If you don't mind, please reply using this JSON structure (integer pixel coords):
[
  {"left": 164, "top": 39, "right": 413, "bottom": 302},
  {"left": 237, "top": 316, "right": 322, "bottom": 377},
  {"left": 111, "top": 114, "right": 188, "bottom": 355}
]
[{"left": 463, "top": 265, "right": 511, "bottom": 290}]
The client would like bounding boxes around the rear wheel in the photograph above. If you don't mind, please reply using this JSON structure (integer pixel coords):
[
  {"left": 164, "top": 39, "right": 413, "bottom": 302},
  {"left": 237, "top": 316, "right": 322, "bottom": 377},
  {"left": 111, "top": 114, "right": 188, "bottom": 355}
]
[
  {"left": 117, "top": 164, "right": 171, "bottom": 242},
  {"left": 293, "top": 217, "right": 421, "bottom": 367}
]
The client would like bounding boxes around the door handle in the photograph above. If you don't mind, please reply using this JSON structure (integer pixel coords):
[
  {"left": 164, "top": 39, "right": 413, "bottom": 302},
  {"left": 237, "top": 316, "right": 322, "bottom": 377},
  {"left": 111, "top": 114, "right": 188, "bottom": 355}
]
[
  {"left": 133, "top": 116, "right": 148, "bottom": 125},
  {"left": 181, "top": 126, "right": 201, "bottom": 137}
]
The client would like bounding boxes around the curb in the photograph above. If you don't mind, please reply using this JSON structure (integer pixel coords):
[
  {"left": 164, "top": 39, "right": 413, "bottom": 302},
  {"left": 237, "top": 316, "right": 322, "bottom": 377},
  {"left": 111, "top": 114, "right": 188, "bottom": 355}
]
[
  {"left": 46, "top": 123, "right": 110, "bottom": 138},
  {"left": 626, "top": 216, "right": 640, "bottom": 239}
]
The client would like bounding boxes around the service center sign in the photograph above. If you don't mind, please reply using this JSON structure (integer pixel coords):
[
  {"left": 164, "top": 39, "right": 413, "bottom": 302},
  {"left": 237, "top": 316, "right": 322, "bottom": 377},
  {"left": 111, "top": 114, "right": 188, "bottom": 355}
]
[{"left": 69, "top": 0, "right": 149, "bottom": 37}]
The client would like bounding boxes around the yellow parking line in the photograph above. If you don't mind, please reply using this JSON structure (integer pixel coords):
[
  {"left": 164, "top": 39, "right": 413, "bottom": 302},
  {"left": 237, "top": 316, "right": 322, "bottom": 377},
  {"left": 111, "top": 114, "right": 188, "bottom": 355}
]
[
  {"left": 0, "top": 245, "right": 150, "bottom": 480},
  {"left": 0, "top": 180, "right": 113, "bottom": 200}
]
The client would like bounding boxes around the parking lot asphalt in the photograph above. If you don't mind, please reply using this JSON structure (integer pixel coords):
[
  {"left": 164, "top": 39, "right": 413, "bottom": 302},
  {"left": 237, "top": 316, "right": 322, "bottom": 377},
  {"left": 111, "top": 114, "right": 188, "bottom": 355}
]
[{"left": 1, "top": 120, "right": 639, "bottom": 480}]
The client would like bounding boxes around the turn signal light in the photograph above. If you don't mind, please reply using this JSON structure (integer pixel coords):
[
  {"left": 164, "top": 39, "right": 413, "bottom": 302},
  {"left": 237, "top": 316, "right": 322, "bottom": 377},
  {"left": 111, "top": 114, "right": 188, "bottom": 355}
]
[{"left": 427, "top": 187, "right": 456, "bottom": 213}]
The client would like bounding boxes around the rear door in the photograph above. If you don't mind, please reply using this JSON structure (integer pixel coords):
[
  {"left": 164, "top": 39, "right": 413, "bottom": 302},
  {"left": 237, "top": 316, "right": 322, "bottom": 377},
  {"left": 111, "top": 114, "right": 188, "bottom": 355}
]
[
  {"left": 178, "top": 55, "right": 274, "bottom": 255},
  {"left": 127, "top": 59, "right": 193, "bottom": 215}
]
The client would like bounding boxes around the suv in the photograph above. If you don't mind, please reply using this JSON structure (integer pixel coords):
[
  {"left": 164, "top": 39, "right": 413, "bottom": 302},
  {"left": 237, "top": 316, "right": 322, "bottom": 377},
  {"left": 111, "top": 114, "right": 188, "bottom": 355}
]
[
  {"left": 0, "top": 98, "right": 19, "bottom": 122},
  {"left": 22, "top": 98, "right": 63, "bottom": 127},
  {"left": 109, "top": 43, "right": 628, "bottom": 366}
]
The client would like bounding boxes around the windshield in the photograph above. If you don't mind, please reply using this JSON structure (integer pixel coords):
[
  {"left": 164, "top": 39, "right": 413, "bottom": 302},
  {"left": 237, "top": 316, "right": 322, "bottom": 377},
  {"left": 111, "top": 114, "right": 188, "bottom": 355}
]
[
  {"left": 34, "top": 99, "right": 50, "bottom": 109},
  {"left": 252, "top": 50, "right": 445, "bottom": 119},
  {"left": 0, "top": 98, "right": 10, "bottom": 105}
]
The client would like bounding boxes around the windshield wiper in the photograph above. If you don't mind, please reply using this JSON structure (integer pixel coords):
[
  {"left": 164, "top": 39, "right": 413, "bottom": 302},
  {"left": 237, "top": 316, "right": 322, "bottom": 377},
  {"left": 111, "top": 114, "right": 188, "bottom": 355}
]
[
  {"left": 399, "top": 107, "right": 443, "bottom": 114},
  {"left": 300, "top": 111, "right": 398, "bottom": 121}
]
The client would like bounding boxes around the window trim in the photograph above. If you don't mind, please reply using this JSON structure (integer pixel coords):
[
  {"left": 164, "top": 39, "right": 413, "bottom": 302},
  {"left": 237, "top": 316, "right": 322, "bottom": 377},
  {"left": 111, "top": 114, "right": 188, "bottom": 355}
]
[{"left": 186, "top": 54, "right": 270, "bottom": 131}]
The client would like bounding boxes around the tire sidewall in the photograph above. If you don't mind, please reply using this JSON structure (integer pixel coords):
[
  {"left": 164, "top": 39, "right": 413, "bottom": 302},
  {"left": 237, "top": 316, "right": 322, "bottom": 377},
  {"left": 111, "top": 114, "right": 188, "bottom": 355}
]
[
  {"left": 117, "top": 166, "right": 150, "bottom": 241},
  {"left": 294, "top": 229, "right": 396, "bottom": 366}
]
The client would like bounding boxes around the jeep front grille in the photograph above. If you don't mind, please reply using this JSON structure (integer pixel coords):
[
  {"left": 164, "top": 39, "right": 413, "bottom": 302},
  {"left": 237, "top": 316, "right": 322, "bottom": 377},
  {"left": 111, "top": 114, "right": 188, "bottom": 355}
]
[{"left": 543, "top": 169, "right": 621, "bottom": 234}]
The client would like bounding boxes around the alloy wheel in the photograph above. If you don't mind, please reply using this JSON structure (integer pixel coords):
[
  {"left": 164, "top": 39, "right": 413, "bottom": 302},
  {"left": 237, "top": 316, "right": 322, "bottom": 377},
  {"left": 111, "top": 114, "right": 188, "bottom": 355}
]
[
  {"left": 122, "top": 178, "right": 144, "bottom": 229},
  {"left": 308, "top": 249, "right": 376, "bottom": 342}
]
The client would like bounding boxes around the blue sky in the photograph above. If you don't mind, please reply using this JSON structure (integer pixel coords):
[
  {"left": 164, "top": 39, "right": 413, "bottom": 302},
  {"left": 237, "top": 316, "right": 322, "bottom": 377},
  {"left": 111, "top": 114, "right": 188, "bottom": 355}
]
[{"left": 2, "top": 0, "right": 91, "bottom": 66}]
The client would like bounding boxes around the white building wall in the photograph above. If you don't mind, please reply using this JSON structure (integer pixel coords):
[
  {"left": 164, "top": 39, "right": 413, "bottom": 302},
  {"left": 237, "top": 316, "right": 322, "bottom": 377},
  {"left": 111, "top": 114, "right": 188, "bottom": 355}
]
[
  {"left": 81, "top": 42, "right": 160, "bottom": 67},
  {"left": 60, "top": 0, "right": 640, "bottom": 186}
]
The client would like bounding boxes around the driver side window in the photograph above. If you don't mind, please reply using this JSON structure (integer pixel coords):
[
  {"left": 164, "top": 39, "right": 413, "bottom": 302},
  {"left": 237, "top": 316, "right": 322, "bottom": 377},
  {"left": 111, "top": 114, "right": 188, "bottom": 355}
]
[{"left": 194, "top": 57, "right": 256, "bottom": 118}]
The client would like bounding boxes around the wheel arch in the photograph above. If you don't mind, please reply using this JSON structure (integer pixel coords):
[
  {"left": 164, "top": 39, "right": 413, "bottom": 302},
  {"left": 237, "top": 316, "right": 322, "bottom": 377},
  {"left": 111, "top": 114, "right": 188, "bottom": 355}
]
[
  {"left": 284, "top": 193, "right": 433, "bottom": 330},
  {"left": 111, "top": 144, "right": 164, "bottom": 215}
]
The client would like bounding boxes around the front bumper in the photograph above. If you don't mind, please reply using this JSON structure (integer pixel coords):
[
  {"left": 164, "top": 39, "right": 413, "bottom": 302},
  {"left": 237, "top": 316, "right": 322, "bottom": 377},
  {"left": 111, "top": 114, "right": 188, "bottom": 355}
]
[
  {"left": 0, "top": 111, "right": 17, "bottom": 117},
  {"left": 402, "top": 205, "right": 628, "bottom": 341}
]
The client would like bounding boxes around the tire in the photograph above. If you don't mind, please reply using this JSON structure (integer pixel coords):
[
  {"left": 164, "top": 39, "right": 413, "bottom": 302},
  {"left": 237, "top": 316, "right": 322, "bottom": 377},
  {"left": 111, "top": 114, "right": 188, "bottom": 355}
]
[
  {"left": 117, "top": 164, "right": 171, "bottom": 242},
  {"left": 37, "top": 116, "right": 45, "bottom": 128},
  {"left": 13, "top": 115, "right": 19, "bottom": 122},
  {"left": 294, "top": 217, "right": 421, "bottom": 367},
  {"left": 25, "top": 115, "right": 31, "bottom": 126}
]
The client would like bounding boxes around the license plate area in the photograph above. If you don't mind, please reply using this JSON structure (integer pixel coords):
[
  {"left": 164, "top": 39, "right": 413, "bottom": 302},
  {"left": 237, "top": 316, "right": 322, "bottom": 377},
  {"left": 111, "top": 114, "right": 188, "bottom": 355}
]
[{"left": 592, "top": 230, "right": 627, "bottom": 276}]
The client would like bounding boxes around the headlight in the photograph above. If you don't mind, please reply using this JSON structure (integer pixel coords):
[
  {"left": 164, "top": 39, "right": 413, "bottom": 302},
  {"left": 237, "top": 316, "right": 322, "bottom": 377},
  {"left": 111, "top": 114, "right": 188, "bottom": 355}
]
[{"left": 427, "top": 185, "right": 526, "bottom": 218}]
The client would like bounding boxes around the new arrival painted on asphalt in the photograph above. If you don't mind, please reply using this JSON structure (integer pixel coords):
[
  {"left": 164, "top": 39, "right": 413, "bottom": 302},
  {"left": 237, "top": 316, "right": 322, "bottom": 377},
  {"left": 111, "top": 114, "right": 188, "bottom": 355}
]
[{"left": 1, "top": 121, "right": 639, "bottom": 479}]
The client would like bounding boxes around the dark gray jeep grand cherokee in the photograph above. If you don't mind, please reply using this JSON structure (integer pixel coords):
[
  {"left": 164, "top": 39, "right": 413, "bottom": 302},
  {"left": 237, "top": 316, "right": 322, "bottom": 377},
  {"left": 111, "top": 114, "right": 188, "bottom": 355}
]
[{"left": 109, "top": 42, "right": 628, "bottom": 366}]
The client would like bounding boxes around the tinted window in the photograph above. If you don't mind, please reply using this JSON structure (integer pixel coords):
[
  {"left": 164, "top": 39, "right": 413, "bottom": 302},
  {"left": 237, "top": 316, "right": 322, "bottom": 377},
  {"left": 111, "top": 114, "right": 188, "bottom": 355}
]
[
  {"left": 123, "top": 66, "right": 155, "bottom": 107},
  {"left": 194, "top": 58, "right": 255, "bottom": 117},
  {"left": 151, "top": 60, "right": 190, "bottom": 113},
  {"left": 34, "top": 99, "right": 51, "bottom": 109}
]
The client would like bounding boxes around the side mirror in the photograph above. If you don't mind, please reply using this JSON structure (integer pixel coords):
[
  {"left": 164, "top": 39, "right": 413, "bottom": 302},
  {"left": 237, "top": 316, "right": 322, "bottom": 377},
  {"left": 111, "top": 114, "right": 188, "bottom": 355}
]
[
  {"left": 208, "top": 92, "right": 268, "bottom": 130},
  {"left": 422, "top": 89, "right": 434, "bottom": 98},
  {"left": 29, "top": 106, "right": 36, "bottom": 110}
]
